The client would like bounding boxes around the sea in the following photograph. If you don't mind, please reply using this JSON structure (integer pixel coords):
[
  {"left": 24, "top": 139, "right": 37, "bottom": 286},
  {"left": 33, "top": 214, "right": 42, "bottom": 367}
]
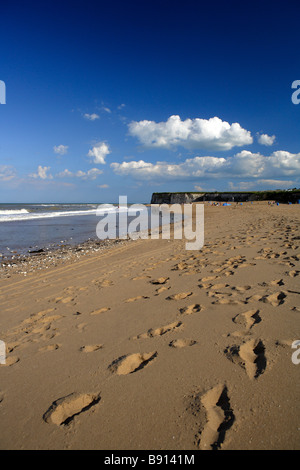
[{"left": 0, "top": 203, "right": 179, "bottom": 257}]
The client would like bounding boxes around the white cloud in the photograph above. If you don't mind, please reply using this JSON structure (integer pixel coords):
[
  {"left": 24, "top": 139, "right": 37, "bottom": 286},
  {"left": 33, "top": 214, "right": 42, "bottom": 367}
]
[
  {"left": 102, "top": 107, "right": 111, "bottom": 114},
  {"left": 57, "top": 168, "right": 103, "bottom": 180},
  {"left": 87, "top": 142, "right": 111, "bottom": 164},
  {"left": 257, "top": 133, "right": 276, "bottom": 146},
  {"left": 29, "top": 166, "right": 53, "bottom": 180},
  {"left": 0, "top": 165, "right": 16, "bottom": 181},
  {"left": 111, "top": 156, "right": 226, "bottom": 180},
  {"left": 84, "top": 113, "right": 100, "bottom": 121},
  {"left": 97, "top": 184, "right": 109, "bottom": 188},
  {"left": 76, "top": 168, "right": 103, "bottom": 180},
  {"left": 57, "top": 169, "right": 74, "bottom": 178},
  {"left": 111, "top": 150, "right": 300, "bottom": 183},
  {"left": 54, "top": 145, "right": 68, "bottom": 155},
  {"left": 128, "top": 115, "right": 253, "bottom": 151}
]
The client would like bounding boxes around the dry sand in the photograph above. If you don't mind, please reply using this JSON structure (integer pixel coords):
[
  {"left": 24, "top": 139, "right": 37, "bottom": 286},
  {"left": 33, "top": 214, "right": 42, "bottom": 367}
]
[{"left": 0, "top": 202, "right": 299, "bottom": 450}]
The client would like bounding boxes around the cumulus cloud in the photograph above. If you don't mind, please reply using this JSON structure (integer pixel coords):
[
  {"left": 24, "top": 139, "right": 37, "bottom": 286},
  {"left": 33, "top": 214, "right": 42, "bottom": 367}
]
[
  {"left": 57, "top": 168, "right": 103, "bottom": 180},
  {"left": 84, "top": 113, "right": 100, "bottom": 121},
  {"left": 128, "top": 115, "right": 253, "bottom": 151},
  {"left": 111, "top": 156, "right": 227, "bottom": 180},
  {"left": 56, "top": 169, "right": 74, "bottom": 178},
  {"left": 29, "top": 166, "right": 53, "bottom": 179},
  {"left": 0, "top": 165, "right": 16, "bottom": 181},
  {"left": 111, "top": 150, "right": 300, "bottom": 183},
  {"left": 257, "top": 133, "right": 276, "bottom": 146},
  {"left": 54, "top": 145, "right": 68, "bottom": 155},
  {"left": 87, "top": 142, "right": 111, "bottom": 164}
]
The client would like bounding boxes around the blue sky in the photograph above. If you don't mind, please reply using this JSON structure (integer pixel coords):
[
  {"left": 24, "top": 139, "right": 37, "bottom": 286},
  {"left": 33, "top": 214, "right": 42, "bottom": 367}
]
[{"left": 0, "top": 0, "right": 300, "bottom": 203}]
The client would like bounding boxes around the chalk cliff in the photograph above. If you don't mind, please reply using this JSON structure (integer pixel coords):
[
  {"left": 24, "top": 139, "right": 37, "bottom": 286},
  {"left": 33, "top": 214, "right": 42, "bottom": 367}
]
[{"left": 151, "top": 191, "right": 300, "bottom": 204}]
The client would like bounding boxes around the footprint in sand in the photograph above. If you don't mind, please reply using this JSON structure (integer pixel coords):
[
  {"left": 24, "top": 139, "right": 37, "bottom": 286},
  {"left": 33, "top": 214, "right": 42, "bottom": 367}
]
[
  {"left": 166, "top": 292, "right": 193, "bottom": 301},
  {"left": 211, "top": 294, "right": 246, "bottom": 305},
  {"left": 133, "top": 321, "right": 183, "bottom": 340},
  {"left": 93, "top": 279, "right": 114, "bottom": 288},
  {"left": 172, "top": 262, "right": 188, "bottom": 271},
  {"left": 125, "top": 296, "right": 150, "bottom": 303},
  {"left": 40, "top": 314, "right": 62, "bottom": 324},
  {"left": 269, "top": 279, "right": 285, "bottom": 286},
  {"left": 224, "top": 270, "right": 235, "bottom": 277},
  {"left": 288, "top": 270, "right": 300, "bottom": 278},
  {"left": 3, "top": 355, "right": 19, "bottom": 366},
  {"left": 55, "top": 296, "right": 75, "bottom": 304},
  {"left": 291, "top": 306, "right": 300, "bottom": 312},
  {"left": 76, "top": 323, "right": 87, "bottom": 333},
  {"left": 211, "top": 283, "right": 230, "bottom": 290},
  {"left": 179, "top": 304, "right": 203, "bottom": 315},
  {"left": 232, "top": 285, "right": 252, "bottom": 292},
  {"left": 90, "top": 307, "right": 111, "bottom": 315},
  {"left": 261, "top": 291, "right": 286, "bottom": 307},
  {"left": 108, "top": 352, "right": 157, "bottom": 375},
  {"left": 224, "top": 339, "right": 266, "bottom": 380},
  {"left": 232, "top": 309, "right": 261, "bottom": 330},
  {"left": 22, "top": 308, "right": 55, "bottom": 325},
  {"left": 39, "top": 344, "right": 60, "bottom": 352},
  {"left": 80, "top": 344, "right": 103, "bottom": 353},
  {"left": 169, "top": 338, "right": 197, "bottom": 348},
  {"left": 198, "top": 384, "right": 235, "bottom": 450},
  {"left": 132, "top": 275, "right": 152, "bottom": 281},
  {"left": 155, "top": 285, "right": 171, "bottom": 295},
  {"left": 150, "top": 277, "right": 169, "bottom": 285},
  {"left": 200, "top": 276, "right": 219, "bottom": 283},
  {"left": 43, "top": 392, "right": 101, "bottom": 426}
]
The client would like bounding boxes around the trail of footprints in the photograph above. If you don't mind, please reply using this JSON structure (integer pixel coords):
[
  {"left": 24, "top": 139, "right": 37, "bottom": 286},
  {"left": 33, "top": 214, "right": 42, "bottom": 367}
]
[{"left": 4, "top": 231, "right": 298, "bottom": 449}]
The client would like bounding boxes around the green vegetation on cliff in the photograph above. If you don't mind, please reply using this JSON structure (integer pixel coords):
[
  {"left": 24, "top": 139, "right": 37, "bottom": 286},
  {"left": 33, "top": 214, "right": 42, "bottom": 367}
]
[{"left": 151, "top": 189, "right": 300, "bottom": 204}]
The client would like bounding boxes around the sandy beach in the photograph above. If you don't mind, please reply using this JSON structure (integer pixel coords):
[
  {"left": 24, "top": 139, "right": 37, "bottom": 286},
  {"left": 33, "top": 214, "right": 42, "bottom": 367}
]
[{"left": 0, "top": 202, "right": 299, "bottom": 450}]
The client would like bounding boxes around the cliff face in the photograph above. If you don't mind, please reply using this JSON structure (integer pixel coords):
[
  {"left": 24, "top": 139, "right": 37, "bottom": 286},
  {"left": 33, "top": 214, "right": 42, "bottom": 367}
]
[
  {"left": 151, "top": 191, "right": 300, "bottom": 204},
  {"left": 151, "top": 193, "right": 204, "bottom": 204},
  {"left": 151, "top": 192, "right": 253, "bottom": 204}
]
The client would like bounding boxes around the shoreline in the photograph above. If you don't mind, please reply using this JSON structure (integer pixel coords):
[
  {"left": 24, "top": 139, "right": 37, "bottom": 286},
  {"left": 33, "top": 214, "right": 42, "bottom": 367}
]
[
  {"left": 0, "top": 204, "right": 186, "bottom": 279},
  {"left": 0, "top": 200, "right": 293, "bottom": 279},
  {"left": 0, "top": 237, "right": 134, "bottom": 279}
]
